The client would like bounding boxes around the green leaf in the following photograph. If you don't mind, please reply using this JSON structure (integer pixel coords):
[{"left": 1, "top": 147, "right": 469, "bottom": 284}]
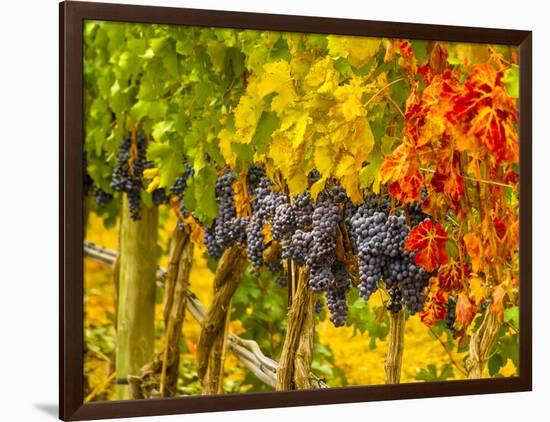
[
  {"left": 252, "top": 111, "right": 280, "bottom": 154},
  {"left": 411, "top": 40, "right": 428, "bottom": 64},
  {"left": 147, "top": 142, "right": 183, "bottom": 187},
  {"left": 488, "top": 353, "right": 504, "bottom": 376},
  {"left": 415, "top": 363, "right": 455, "bottom": 382},
  {"left": 359, "top": 149, "right": 384, "bottom": 193},
  {"left": 152, "top": 120, "right": 175, "bottom": 142},
  {"left": 503, "top": 65, "right": 519, "bottom": 98},
  {"left": 504, "top": 306, "right": 519, "bottom": 329}
]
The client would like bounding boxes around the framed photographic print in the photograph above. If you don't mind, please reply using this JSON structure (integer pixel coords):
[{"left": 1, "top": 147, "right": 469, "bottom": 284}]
[{"left": 60, "top": 1, "right": 532, "bottom": 420}]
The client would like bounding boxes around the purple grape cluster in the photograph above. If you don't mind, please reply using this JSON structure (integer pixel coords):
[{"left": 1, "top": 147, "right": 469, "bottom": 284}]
[
  {"left": 348, "top": 202, "right": 430, "bottom": 315},
  {"left": 111, "top": 133, "right": 149, "bottom": 220}
]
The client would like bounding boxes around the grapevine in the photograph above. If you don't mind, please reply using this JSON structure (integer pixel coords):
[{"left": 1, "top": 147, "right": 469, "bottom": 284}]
[{"left": 82, "top": 20, "right": 521, "bottom": 399}]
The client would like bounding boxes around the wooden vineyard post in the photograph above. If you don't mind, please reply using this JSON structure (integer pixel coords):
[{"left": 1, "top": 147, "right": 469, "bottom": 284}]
[
  {"left": 159, "top": 227, "right": 193, "bottom": 397},
  {"left": 126, "top": 226, "right": 194, "bottom": 399},
  {"left": 203, "top": 299, "right": 232, "bottom": 395},
  {"left": 466, "top": 310, "right": 501, "bottom": 378},
  {"left": 196, "top": 246, "right": 247, "bottom": 394},
  {"left": 276, "top": 266, "right": 314, "bottom": 391},
  {"left": 385, "top": 309, "right": 405, "bottom": 384},
  {"left": 115, "top": 198, "right": 159, "bottom": 400}
]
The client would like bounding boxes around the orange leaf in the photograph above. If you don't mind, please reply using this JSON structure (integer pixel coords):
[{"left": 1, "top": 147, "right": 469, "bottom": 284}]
[
  {"left": 380, "top": 143, "right": 423, "bottom": 203},
  {"left": 468, "top": 275, "right": 487, "bottom": 306},
  {"left": 456, "top": 292, "right": 475, "bottom": 325},
  {"left": 419, "top": 277, "right": 447, "bottom": 326},
  {"left": 430, "top": 151, "right": 464, "bottom": 204},
  {"left": 463, "top": 232, "right": 483, "bottom": 273},
  {"left": 449, "top": 65, "right": 518, "bottom": 163},
  {"left": 405, "top": 219, "right": 449, "bottom": 272},
  {"left": 490, "top": 285, "right": 506, "bottom": 323}
]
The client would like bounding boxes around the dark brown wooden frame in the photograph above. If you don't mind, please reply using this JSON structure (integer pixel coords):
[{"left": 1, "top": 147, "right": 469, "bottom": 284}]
[{"left": 60, "top": 1, "right": 532, "bottom": 420}]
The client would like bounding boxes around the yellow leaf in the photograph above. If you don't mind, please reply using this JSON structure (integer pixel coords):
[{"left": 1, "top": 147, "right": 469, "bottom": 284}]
[
  {"left": 463, "top": 232, "right": 483, "bottom": 272},
  {"left": 146, "top": 176, "right": 160, "bottom": 193},
  {"left": 327, "top": 35, "right": 380, "bottom": 68},
  {"left": 304, "top": 57, "right": 339, "bottom": 96},
  {"left": 331, "top": 78, "right": 367, "bottom": 122},
  {"left": 335, "top": 154, "right": 362, "bottom": 203},
  {"left": 234, "top": 91, "right": 263, "bottom": 144},
  {"left": 256, "top": 60, "right": 298, "bottom": 115},
  {"left": 310, "top": 177, "right": 327, "bottom": 200},
  {"left": 218, "top": 128, "right": 237, "bottom": 168},
  {"left": 291, "top": 113, "right": 311, "bottom": 149},
  {"left": 143, "top": 168, "right": 159, "bottom": 179},
  {"left": 348, "top": 118, "right": 374, "bottom": 156},
  {"left": 314, "top": 136, "right": 338, "bottom": 176},
  {"left": 468, "top": 274, "right": 487, "bottom": 305}
]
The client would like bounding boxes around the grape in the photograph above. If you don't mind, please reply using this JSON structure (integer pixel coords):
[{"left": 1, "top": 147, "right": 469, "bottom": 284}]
[
  {"left": 292, "top": 192, "right": 314, "bottom": 229},
  {"left": 446, "top": 295, "right": 457, "bottom": 330},
  {"left": 387, "top": 285, "right": 403, "bottom": 313},
  {"left": 202, "top": 170, "right": 249, "bottom": 258},
  {"left": 94, "top": 187, "right": 113, "bottom": 207},
  {"left": 204, "top": 225, "right": 223, "bottom": 259},
  {"left": 309, "top": 169, "right": 321, "bottom": 183},
  {"left": 325, "top": 287, "right": 347, "bottom": 327},
  {"left": 272, "top": 203, "right": 295, "bottom": 241},
  {"left": 282, "top": 230, "right": 311, "bottom": 265},
  {"left": 246, "top": 214, "right": 265, "bottom": 271},
  {"left": 309, "top": 261, "right": 334, "bottom": 293},
  {"left": 111, "top": 133, "right": 149, "bottom": 220},
  {"left": 314, "top": 298, "right": 324, "bottom": 314},
  {"left": 347, "top": 196, "right": 431, "bottom": 314},
  {"left": 246, "top": 165, "right": 266, "bottom": 196},
  {"left": 152, "top": 188, "right": 168, "bottom": 205},
  {"left": 170, "top": 163, "right": 194, "bottom": 197}
]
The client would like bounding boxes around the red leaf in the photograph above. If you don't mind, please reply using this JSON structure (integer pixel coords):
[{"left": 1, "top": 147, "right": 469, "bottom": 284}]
[
  {"left": 437, "top": 259, "right": 467, "bottom": 291},
  {"left": 493, "top": 216, "right": 507, "bottom": 241},
  {"left": 405, "top": 219, "right": 449, "bottom": 272},
  {"left": 448, "top": 65, "right": 518, "bottom": 163},
  {"left": 456, "top": 292, "right": 475, "bottom": 325}
]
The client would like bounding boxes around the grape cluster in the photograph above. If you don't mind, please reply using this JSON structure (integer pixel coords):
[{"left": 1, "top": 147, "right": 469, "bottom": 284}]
[
  {"left": 408, "top": 201, "right": 428, "bottom": 227},
  {"left": 292, "top": 192, "right": 314, "bottom": 229},
  {"left": 203, "top": 170, "right": 248, "bottom": 257},
  {"left": 199, "top": 164, "right": 435, "bottom": 325},
  {"left": 94, "top": 188, "right": 113, "bottom": 207},
  {"left": 386, "top": 285, "right": 403, "bottom": 313},
  {"left": 245, "top": 176, "right": 287, "bottom": 270},
  {"left": 246, "top": 165, "right": 266, "bottom": 196},
  {"left": 170, "top": 163, "right": 194, "bottom": 197},
  {"left": 245, "top": 214, "right": 265, "bottom": 271},
  {"left": 111, "top": 133, "right": 149, "bottom": 220},
  {"left": 348, "top": 202, "right": 430, "bottom": 315},
  {"left": 446, "top": 295, "right": 457, "bottom": 330},
  {"left": 204, "top": 225, "right": 223, "bottom": 259},
  {"left": 152, "top": 188, "right": 168, "bottom": 205},
  {"left": 280, "top": 186, "right": 351, "bottom": 327},
  {"left": 271, "top": 203, "right": 295, "bottom": 241},
  {"left": 169, "top": 163, "right": 195, "bottom": 231}
]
